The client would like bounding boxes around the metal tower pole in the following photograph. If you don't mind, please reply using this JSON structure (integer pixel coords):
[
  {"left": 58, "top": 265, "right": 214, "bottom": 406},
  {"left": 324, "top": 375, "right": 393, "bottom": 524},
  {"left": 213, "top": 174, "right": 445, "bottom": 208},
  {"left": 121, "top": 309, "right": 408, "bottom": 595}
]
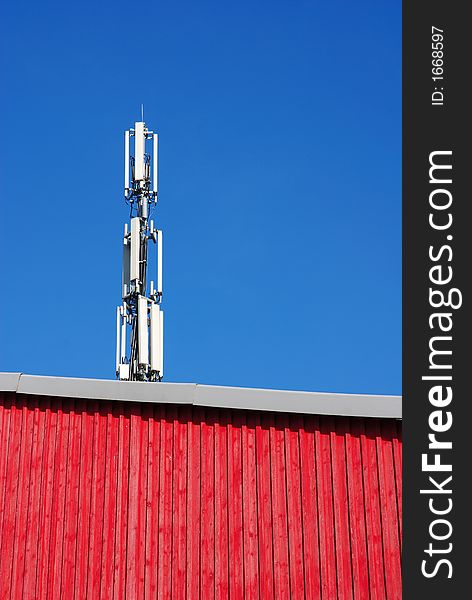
[{"left": 116, "top": 120, "right": 163, "bottom": 381}]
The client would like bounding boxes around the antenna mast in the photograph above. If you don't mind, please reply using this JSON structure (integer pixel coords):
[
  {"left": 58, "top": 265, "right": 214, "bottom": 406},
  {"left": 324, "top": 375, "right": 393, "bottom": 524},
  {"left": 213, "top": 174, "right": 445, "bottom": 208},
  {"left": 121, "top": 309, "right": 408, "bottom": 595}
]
[{"left": 116, "top": 120, "right": 163, "bottom": 381}]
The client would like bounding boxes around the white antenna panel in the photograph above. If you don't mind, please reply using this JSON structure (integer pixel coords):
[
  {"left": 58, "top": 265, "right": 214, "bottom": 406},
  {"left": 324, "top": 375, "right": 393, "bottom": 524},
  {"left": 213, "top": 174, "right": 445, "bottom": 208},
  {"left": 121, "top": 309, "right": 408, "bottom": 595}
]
[
  {"left": 157, "top": 230, "right": 163, "bottom": 296},
  {"left": 134, "top": 122, "right": 145, "bottom": 181},
  {"left": 153, "top": 134, "right": 158, "bottom": 194},
  {"left": 119, "top": 363, "right": 130, "bottom": 380},
  {"left": 130, "top": 217, "right": 140, "bottom": 283},
  {"left": 116, "top": 306, "right": 121, "bottom": 373},
  {"left": 122, "top": 226, "right": 130, "bottom": 298},
  {"left": 159, "top": 309, "right": 164, "bottom": 376},
  {"left": 120, "top": 304, "right": 127, "bottom": 362},
  {"left": 137, "top": 296, "right": 149, "bottom": 366},
  {"left": 124, "top": 130, "right": 130, "bottom": 193},
  {"left": 150, "top": 303, "right": 161, "bottom": 372}
]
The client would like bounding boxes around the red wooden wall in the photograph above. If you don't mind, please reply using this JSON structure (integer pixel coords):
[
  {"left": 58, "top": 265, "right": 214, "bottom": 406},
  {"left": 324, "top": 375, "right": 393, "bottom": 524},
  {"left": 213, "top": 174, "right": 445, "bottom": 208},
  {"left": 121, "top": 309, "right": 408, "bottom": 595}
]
[{"left": 0, "top": 392, "right": 402, "bottom": 599}]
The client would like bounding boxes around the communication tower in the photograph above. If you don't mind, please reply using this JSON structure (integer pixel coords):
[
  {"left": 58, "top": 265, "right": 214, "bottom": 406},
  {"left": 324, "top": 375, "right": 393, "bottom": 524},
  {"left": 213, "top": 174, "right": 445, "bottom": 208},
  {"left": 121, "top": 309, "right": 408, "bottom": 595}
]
[{"left": 115, "top": 120, "right": 163, "bottom": 381}]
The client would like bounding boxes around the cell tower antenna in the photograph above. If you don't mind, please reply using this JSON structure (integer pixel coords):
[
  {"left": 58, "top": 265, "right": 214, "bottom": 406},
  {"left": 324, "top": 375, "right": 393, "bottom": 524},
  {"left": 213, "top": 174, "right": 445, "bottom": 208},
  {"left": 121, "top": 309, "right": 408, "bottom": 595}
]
[{"left": 116, "top": 119, "right": 163, "bottom": 381}]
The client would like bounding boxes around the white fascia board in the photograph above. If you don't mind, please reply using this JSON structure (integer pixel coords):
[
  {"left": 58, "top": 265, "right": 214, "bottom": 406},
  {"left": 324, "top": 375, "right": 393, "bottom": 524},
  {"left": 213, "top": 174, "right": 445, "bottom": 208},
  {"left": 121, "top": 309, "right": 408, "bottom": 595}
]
[{"left": 0, "top": 372, "right": 402, "bottom": 419}]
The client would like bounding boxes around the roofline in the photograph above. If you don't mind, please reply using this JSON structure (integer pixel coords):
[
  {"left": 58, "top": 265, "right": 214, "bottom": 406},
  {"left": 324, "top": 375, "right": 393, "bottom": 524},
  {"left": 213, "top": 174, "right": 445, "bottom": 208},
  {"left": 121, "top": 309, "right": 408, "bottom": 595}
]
[{"left": 0, "top": 373, "right": 402, "bottom": 419}]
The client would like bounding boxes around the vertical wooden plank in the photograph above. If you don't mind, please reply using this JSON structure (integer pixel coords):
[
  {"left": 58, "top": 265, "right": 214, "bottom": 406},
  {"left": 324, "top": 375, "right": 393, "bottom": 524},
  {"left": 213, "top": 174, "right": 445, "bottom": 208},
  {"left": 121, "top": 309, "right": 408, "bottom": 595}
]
[
  {"left": 112, "top": 403, "right": 131, "bottom": 599},
  {"left": 256, "top": 413, "right": 274, "bottom": 600},
  {"left": 392, "top": 421, "right": 402, "bottom": 551},
  {"left": 10, "top": 397, "right": 36, "bottom": 599},
  {"left": 270, "top": 413, "right": 290, "bottom": 599},
  {"left": 0, "top": 393, "right": 4, "bottom": 582},
  {"left": 23, "top": 398, "right": 47, "bottom": 598},
  {"left": 158, "top": 405, "right": 174, "bottom": 600},
  {"left": 73, "top": 400, "right": 94, "bottom": 599},
  {"left": 137, "top": 404, "right": 149, "bottom": 598},
  {"left": 228, "top": 412, "right": 244, "bottom": 600},
  {"left": 345, "top": 418, "right": 369, "bottom": 600},
  {"left": 172, "top": 406, "right": 188, "bottom": 600},
  {"left": 0, "top": 394, "right": 7, "bottom": 594},
  {"left": 0, "top": 398, "right": 24, "bottom": 597},
  {"left": 33, "top": 397, "right": 52, "bottom": 598},
  {"left": 200, "top": 409, "right": 215, "bottom": 600},
  {"left": 144, "top": 403, "right": 161, "bottom": 600},
  {"left": 126, "top": 404, "right": 147, "bottom": 599},
  {"left": 0, "top": 395, "right": 13, "bottom": 595},
  {"left": 126, "top": 404, "right": 140, "bottom": 597},
  {"left": 331, "top": 418, "right": 353, "bottom": 600},
  {"left": 0, "top": 394, "right": 13, "bottom": 551},
  {"left": 48, "top": 399, "right": 72, "bottom": 599},
  {"left": 299, "top": 415, "right": 321, "bottom": 600},
  {"left": 36, "top": 399, "right": 60, "bottom": 599},
  {"left": 315, "top": 416, "right": 337, "bottom": 600},
  {"left": 214, "top": 410, "right": 229, "bottom": 600},
  {"left": 186, "top": 407, "right": 201, "bottom": 600},
  {"left": 5, "top": 394, "right": 20, "bottom": 600},
  {"left": 361, "top": 419, "right": 386, "bottom": 600},
  {"left": 85, "top": 400, "right": 108, "bottom": 598},
  {"left": 144, "top": 405, "right": 164, "bottom": 600},
  {"left": 61, "top": 401, "right": 83, "bottom": 596},
  {"left": 378, "top": 420, "right": 402, "bottom": 600},
  {"left": 100, "top": 404, "right": 119, "bottom": 599},
  {"left": 286, "top": 415, "right": 306, "bottom": 600},
  {"left": 242, "top": 412, "right": 259, "bottom": 600}
]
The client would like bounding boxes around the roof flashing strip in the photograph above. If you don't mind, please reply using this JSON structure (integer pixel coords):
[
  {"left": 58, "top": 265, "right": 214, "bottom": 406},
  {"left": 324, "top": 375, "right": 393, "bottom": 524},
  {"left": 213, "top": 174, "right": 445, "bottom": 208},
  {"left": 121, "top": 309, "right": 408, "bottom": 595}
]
[
  {"left": 0, "top": 372, "right": 21, "bottom": 392},
  {"left": 195, "top": 384, "right": 401, "bottom": 419},
  {"left": 0, "top": 373, "right": 401, "bottom": 419}
]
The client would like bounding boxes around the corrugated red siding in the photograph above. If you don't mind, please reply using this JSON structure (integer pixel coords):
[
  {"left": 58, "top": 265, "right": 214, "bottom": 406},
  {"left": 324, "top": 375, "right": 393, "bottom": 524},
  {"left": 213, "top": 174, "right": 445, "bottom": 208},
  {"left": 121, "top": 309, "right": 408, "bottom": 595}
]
[{"left": 0, "top": 392, "right": 402, "bottom": 599}]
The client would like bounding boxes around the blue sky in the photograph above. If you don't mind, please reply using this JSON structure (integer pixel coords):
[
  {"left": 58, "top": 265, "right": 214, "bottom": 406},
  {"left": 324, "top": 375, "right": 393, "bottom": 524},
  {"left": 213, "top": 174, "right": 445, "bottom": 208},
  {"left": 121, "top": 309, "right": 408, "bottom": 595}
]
[{"left": 0, "top": 0, "right": 400, "bottom": 394}]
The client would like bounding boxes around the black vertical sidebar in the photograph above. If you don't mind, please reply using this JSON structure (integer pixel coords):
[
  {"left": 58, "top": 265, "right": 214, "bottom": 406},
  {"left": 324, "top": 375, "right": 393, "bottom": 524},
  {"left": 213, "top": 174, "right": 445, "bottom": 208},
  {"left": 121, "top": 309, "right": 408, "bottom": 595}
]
[{"left": 403, "top": 2, "right": 471, "bottom": 597}]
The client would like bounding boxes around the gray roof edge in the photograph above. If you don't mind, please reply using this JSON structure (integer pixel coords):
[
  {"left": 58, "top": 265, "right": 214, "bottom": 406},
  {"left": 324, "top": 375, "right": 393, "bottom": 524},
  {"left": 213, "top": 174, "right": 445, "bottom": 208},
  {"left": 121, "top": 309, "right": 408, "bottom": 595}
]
[
  {"left": 194, "top": 384, "right": 402, "bottom": 419},
  {"left": 0, "top": 372, "right": 22, "bottom": 392},
  {"left": 0, "top": 372, "right": 401, "bottom": 419},
  {"left": 15, "top": 374, "right": 196, "bottom": 405}
]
